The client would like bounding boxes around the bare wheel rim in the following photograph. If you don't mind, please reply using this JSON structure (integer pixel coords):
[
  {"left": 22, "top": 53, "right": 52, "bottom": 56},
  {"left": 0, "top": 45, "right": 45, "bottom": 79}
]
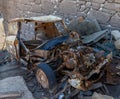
[{"left": 36, "top": 69, "right": 49, "bottom": 88}]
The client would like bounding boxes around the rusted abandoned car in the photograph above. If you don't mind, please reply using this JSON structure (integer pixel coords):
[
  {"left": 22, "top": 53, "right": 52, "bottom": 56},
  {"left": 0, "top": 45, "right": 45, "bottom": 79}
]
[{"left": 6, "top": 15, "right": 112, "bottom": 90}]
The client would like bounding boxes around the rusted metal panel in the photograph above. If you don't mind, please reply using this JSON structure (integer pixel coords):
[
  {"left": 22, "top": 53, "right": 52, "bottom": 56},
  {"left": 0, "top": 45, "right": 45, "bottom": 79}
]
[
  {"left": 7, "top": 16, "right": 120, "bottom": 98},
  {"left": 9, "top": 15, "right": 62, "bottom": 23},
  {"left": 35, "top": 22, "right": 59, "bottom": 39}
]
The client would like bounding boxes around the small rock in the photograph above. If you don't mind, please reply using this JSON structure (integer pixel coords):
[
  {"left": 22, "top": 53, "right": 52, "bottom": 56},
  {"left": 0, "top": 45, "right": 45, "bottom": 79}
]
[
  {"left": 111, "top": 30, "right": 120, "bottom": 40},
  {"left": 92, "top": 92, "right": 114, "bottom": 99},
  {"left": 115, "top": 39, "right": 120, "bottom": 49}
]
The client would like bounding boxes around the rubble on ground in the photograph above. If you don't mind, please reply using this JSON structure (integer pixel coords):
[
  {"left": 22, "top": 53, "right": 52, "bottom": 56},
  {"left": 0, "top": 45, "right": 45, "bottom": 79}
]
[
  {"left": 0, "top": 76, "right": 35, "bottom": 99},
  {"left": 92, "top": 92, "right": 114, "bottom": 99},
  {"left": 0, "top": 15, "right": 120, "bottom": 99}
]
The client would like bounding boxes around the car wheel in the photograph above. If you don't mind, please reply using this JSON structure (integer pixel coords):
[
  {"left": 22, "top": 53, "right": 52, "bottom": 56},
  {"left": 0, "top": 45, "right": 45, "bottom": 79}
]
[{"left": 36, "top": 63, "right": 56, "bottom": 89}]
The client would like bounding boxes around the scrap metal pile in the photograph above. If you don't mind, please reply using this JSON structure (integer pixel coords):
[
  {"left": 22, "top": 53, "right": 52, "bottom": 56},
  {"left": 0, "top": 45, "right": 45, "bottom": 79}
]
[
  {"left": 26, "top": 32, "right": 113, "bottom": 98},
  {"left": 42, "top": 40, "right": 114, "bottom": 98},
  {"left": 7, "top": 16, "right": 120, "bottom": 98},
  {"left": 48, "top": 43, "right": 111, "bottom": 88}
]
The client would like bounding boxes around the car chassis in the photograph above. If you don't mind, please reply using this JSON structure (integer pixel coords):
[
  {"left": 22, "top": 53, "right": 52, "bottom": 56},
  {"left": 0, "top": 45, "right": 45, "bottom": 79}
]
[{"left": 7, "top": 15, "right": 112, "bottom": 91}]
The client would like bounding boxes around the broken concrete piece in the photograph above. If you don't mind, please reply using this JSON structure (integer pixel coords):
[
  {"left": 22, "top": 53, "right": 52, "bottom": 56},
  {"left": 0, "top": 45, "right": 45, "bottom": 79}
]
[
  {"left": 111, "top": 30, "right": 120, "bottom": 40},
  {"left": 82, "top": 29, "right": 108, "bottom": 44},
  {"left": 114, "top": 39, "right": 120, "bottom": 49},
  {"left": 68, "top": 18, "right": 101, "bottom": 36},
  {"left": 0, "top": 76, "right": 35, "bottom": 99},
  {"left": 92, "top": 92, "right": 114, "bottom": 99}
]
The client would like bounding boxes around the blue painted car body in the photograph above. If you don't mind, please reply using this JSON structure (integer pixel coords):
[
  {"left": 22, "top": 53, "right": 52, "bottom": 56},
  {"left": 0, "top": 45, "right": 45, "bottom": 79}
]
[{"left": 39, "top": 35, "right": 69, "bottom": 50}]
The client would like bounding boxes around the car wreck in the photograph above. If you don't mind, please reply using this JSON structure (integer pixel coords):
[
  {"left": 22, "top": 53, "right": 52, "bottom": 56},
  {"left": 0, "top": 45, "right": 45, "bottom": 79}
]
[{"left": 6, "top": 15, "right": 120, "bottom": 98}]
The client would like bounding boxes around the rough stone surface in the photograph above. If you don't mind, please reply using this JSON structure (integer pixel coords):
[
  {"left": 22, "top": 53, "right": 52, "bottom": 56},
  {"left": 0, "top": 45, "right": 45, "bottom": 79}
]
[
  {"left": 30, "top": 4, "right": 41, "bottom": 13},
  {"left": 92, "top": 92, "right": 114, "bottom": 99},
  {"left": 0, "top": 0, "right": 120, "bottom": 33},
  {"left": 87, "top": 10, "right": 111, "bottom": 24},
  {"left": 110, "top": 14, "right": 120, "bottom": 27},
  {"left": 41, "top": 0, "right": 54, "bottom": 14},
  {"left": 0, "top": 76, "right": 35, "bottom": 99},
  {"left": 102, "top": 8, "right": 116, "bottom": 14},
  {"left": 59, "top": 0, "right": 77, "bottom": 15},
  {"left": 92, "top": 0, "right": 105, "bottom": 4},
  {"left": 104, "top": 2, "right": 120, "bottom": 11},
  {"left": 34, "top": 0, "right": 41, "bottom": 4},
  {"left": 115, "top": 0, "right": 120, "bottom": 3},
  {"left": 92, "top": 2, "right": 100, "bottom": 10},
  {"left": 107, "top": 0, "right": 115, "bottom": 3}
]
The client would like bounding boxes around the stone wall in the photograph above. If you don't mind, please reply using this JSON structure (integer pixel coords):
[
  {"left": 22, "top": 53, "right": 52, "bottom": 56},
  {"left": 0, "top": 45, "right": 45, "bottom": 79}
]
[{"left": 0, "top": 0, "right": 120, "bottom": 33}]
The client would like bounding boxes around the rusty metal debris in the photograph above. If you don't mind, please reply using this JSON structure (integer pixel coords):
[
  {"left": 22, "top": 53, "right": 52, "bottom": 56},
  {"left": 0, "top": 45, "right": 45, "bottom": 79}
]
[
  {"left": 6, "top": 15, "right": 120, "bottom": 98},
  {"left": 55, "top": 46, "right": 111, "bottom": 91}
]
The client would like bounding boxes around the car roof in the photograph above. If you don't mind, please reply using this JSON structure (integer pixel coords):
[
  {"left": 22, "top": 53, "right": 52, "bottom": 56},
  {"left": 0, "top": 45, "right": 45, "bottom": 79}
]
[{"left": 9, "top": 15, "right": 62, "bottom": 23}]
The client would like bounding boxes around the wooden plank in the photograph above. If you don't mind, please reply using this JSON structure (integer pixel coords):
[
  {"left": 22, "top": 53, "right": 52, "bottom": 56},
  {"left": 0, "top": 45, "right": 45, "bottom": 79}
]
[{"left": 0, "top": 91, "right": 22, "bottom": 99}]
